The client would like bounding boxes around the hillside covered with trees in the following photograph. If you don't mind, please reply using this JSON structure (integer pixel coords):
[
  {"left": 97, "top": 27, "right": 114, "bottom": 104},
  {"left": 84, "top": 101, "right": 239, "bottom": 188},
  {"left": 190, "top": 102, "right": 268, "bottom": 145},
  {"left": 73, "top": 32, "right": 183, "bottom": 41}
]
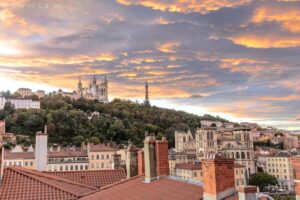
[{"left": 0, "top": 93, "right": 228, "bottom": 148}]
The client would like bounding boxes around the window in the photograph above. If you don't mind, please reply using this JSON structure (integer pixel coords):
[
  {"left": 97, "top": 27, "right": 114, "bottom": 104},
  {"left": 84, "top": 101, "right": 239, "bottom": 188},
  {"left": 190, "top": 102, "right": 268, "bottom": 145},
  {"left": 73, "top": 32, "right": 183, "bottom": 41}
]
[
  {"left": 75, "top": 165, "right": 78, "bottom": 170},
  {"left": 101, "top": 163, "right": 104, "bottom": 168},
  {"left": 91, "top": 155, "right": 94, "bottom": 160},
  {"left": 60, "top": 165, "right": 63, "bottom": 171},
  {"left": 97, "top": 155, "right": 99, "bottom": 160},
  {"left": 101, "top": 155, "right": 104, "bottom": 159},
  {"left": 106, "top": 155, "right": 109, "bottom": 159}
]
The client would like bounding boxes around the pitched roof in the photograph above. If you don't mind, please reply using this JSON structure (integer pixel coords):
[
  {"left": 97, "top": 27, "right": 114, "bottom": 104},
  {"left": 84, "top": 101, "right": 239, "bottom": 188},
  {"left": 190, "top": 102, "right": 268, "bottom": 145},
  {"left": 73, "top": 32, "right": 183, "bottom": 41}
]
[
  {"left": 0, "top": 167, "right": 97, "bottom": 200},
  {"left": 48, "top": 149, "right": 88, "bottom": 158},
  {"left": 79, "top": 176, "right": 203, "bottom": 200},
  {"left": 175, "top": 162, "right": 202, "bottom": 170},
  {"left": 4, "top": 151, "right": 34, "bottom": 160},
  {"left": 47, "top": 169, "right": 126, "bottom": 189},
  {"left": 89, "top": 144, "right": 116, "bottom": 152}
]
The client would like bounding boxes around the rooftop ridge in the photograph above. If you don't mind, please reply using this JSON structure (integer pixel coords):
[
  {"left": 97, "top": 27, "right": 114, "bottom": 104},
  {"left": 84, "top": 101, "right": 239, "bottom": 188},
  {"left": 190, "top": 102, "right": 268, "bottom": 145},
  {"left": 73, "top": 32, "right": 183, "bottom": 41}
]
[
  {"left": 9, "top": 167, "right": 97, "bottom": 196},
  {"left": 81, "top": 175, "right": 142, "bottom": 197}
]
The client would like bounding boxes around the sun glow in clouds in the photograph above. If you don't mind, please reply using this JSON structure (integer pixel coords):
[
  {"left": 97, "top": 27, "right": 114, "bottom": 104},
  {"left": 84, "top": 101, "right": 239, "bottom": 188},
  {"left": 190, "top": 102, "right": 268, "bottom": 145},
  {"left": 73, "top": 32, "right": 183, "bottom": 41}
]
[{"left": 0, "top": 42, "right": 21, "bottom": 56}]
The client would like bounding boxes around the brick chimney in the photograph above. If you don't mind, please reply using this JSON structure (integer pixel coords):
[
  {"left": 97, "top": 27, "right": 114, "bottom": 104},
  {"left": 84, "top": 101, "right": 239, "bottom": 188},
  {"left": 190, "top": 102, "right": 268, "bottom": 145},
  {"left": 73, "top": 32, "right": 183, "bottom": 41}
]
[
  {"left": 291, "top": 156, "right": 300, "bottom": 200},
  {"left": 0, "top": 120, "right": 5, "bottom": 135},
  {"left": 144, "top": 136, "right": 169, "bottom": 183},
  {"left": 155, "top": 137, "right": 169, "bottom": 177},
  {"left": 144, "top": 136, "right": 157, "bottom": 182},
  {"left": 0, "top": 146, "right": 3, "bottom": 183},
  {"left": 238, "top": 186, "right": 258, "bottom": 200},
  {"left": 35, "top": 126, "right": 48, "bottom": 171},
  {"left": 137, "top": 150, "right": 145, "bottom": 176},
  {"left": 202, "top": 158, "right": 236, "bottom": 200}
]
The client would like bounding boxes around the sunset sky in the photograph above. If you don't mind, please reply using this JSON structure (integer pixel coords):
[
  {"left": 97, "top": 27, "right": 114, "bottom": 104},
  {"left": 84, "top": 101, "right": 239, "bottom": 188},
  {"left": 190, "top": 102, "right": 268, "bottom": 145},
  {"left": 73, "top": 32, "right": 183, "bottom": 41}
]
[{"left": 0, "top": 0, "right": 299, "bottom": 130}]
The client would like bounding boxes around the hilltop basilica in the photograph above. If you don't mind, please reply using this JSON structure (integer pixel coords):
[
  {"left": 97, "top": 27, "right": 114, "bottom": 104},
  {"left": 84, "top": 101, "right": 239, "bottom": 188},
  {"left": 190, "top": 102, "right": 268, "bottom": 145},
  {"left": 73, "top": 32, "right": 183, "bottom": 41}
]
[{"left": 75, "top": 75, "right": 108, "bottom": 103}]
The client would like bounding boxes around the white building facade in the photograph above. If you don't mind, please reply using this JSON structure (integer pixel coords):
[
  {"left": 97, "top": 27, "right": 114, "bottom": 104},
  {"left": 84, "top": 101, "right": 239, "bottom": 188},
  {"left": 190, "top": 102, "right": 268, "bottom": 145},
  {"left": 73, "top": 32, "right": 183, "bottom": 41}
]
[{"left": 0, "top": 97, "right": 40, "bottom": 109}]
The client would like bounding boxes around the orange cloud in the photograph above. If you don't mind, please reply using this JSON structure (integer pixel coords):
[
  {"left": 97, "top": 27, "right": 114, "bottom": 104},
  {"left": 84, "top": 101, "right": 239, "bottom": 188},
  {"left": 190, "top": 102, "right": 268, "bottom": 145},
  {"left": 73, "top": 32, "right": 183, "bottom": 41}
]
[
  {"left": 158, "top": 42, "right": 180, "bottom": 53},
  {"left": 258, "top": 95, "right": 300, "bottom": 101},
  {"left": 251, "top": 5, "right": 300, "bottom": 33},
  {"left": 0, "top": 9, "right": 47, "bottom": 36},
  {"left": 117, "top": 0, "right": 252, "bottom": 14},
  {"left": 230, "top": 34, "right": 300, "bottom": 48}
]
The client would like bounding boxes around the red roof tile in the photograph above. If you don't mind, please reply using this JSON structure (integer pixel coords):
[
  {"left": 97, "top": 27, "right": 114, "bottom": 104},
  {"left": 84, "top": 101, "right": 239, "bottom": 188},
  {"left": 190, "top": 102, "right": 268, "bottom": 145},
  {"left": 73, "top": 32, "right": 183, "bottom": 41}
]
[
  {"left": 89, "top": 144, "right": 116, "bottom": 152},
  {"left": 175, "top": 162, "right": 202, "bottom": 170},
  {"left": 0, "top": 167, "right": 97, "bottom": 200},
  {"left": 48, "top": 150, "right": 88, "bottom": 158},
  {"left": 79, "top": 176, "right": 203, "bottom": 200},
  {"left": 4, "top": 151, "right": 34, "bottom": 159},
  {"left": 47, "top": 169, "right": 126, "bottom": 189}
]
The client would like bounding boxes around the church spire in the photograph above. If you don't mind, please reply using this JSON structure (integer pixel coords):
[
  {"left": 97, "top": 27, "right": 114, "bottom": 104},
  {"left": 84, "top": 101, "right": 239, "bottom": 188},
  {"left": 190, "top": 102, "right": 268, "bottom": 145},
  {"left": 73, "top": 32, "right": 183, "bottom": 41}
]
[{"left": 144, "top": 74, "right": 150, "bottom": 106}]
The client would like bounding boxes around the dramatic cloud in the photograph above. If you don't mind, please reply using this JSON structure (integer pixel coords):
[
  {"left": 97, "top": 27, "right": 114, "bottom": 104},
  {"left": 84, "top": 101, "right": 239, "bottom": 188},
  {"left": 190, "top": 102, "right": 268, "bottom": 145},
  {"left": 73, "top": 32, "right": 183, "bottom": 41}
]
[{"left": 0, "top": 0, "right": 299, "bottom": 129}]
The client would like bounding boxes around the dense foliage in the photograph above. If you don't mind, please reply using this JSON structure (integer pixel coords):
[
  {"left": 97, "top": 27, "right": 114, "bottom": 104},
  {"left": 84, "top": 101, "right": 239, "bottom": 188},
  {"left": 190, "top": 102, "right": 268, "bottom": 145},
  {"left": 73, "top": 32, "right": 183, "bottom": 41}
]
[
  {"left": 0, "top": 94, "right": 227, "bottom": 147},
  {"left": 249, "top": 172, "right": 278, "bottom": 191}
]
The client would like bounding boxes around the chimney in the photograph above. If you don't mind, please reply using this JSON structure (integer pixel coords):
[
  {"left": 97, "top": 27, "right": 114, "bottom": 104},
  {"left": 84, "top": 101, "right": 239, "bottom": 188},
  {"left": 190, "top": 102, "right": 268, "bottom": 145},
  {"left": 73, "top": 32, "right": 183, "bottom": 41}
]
[
  {"left": 238, "top": 186, "right": 258, "bottom": 200},
  {"left": 155, "top": 137, "right": 169, "bottom": 177},
  {"left": 144, "top": 136, "right": 157, "bottom": 182},
  {"left": 0, "top": 146, "right": 4, "bottom": 183},
  {"left": 35, "top": 126, "right": 48, "bottom": 171},
  {"left": 291, "top": 156, "right": 300, "bottom": 200},
  {"left": 202, "top": 158, "right": 236, "bottom": 200},
  {"left": 137, "top": 150, "right": 145, "bottom": 176},
  {"left": 126, "top": 145, "right": 138, "bottom": 178},
  {"left": 0, "top": 120, "right": 5, "bottom": 135},
  {"left": 144, "top": 136, "right": 169, "bottom": 182}
]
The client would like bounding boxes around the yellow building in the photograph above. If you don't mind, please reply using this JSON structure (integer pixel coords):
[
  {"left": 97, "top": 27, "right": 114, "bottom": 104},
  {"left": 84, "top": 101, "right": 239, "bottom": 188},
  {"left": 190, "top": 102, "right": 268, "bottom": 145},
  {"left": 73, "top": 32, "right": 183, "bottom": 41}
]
[
  {"left": 234, "top": 163, "right": 247, "bottom": 189},
  {"left": 3, "top": 151, "right": 35, "bottom": 170},
  {"left": 174, "top": 163, "right": 202, "bottom": 182},
  {"left": 88, "top": 144, "right": 117, "bottom": 170},
  {"left": 266, "top": 153, "right": 294, "bottom": 191}
]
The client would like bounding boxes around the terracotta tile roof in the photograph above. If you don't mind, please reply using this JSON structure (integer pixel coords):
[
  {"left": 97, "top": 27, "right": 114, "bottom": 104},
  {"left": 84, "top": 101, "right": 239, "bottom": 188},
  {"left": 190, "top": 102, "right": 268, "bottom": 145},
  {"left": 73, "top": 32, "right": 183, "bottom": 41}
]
[
  {"left": 4, "top": 151, "right": 34, "bottom": 160},
  {"left": 79, "top": 176, "right": 203, "bottom": 200},
  {"left": 175, "top": 162, "right": 202, "bottom": 170},
  {"left": 89, "top": 144, "right": 116, "bottom": 152},
  {"left": 48, "top": 150, "right": 88, "bottom": 158},
  {"left": 0, "top": 167, "right": 97, "bottom": 200},
  {"left": 47, "top": 169, "right": 126, "bottom": 189}
]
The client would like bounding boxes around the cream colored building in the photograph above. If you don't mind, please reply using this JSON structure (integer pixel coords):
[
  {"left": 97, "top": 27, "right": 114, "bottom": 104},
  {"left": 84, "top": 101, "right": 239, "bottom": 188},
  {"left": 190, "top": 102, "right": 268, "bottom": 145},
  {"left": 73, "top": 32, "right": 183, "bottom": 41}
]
[
  {"left": 169, "top": 159, "right": 176, "bottom": 176},
  {"left": 88, "top": 143, "right": 117, "bottom": 170},
  {"left": 0, "top": 97, "right": 40, "bottom": 109},
  {"left": 16, "top": 88, "right": 45, "bottom": 99},
  {"left": 17, "top": 88, "right": 33, "bottom": 97},
  {"left": 174, "top": 163, "right": 202, "bottom": 182},
  {"left": 266, "top": 153, "right": 294, "bottom": 191},
  {"left": 234, "top": 163, "right": 247, "bottom": 189},
  {"left": 175, "top": 130, "right": 196, "bottom": 153},
  {"left": 195, "top": 127, "right": 255, "bottom": 179}
]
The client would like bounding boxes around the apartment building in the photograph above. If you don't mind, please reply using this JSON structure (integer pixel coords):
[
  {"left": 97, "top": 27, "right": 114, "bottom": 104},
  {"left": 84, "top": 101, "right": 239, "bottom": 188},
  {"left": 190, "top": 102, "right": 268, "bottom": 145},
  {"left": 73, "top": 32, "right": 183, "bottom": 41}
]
[{"left": 266, "top": 153, "right": 294, "bottom": 191}]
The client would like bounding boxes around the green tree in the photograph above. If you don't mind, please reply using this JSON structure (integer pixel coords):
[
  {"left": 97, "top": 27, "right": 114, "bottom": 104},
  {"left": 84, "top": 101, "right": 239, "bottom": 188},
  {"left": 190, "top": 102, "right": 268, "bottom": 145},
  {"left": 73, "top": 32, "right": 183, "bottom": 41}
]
[
  {"left": 87, "top": 136, "right": 100, "bottom": 144},
  {"left": 249, "top": 172, "right": 278, "bottom": 191}
]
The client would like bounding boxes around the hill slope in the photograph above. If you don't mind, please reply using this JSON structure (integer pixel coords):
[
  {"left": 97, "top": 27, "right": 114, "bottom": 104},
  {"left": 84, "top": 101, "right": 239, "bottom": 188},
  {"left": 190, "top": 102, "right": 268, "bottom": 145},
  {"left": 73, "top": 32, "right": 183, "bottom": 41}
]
[{"left": 0, "top": 95, "right": 227, "bottom": 147}]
